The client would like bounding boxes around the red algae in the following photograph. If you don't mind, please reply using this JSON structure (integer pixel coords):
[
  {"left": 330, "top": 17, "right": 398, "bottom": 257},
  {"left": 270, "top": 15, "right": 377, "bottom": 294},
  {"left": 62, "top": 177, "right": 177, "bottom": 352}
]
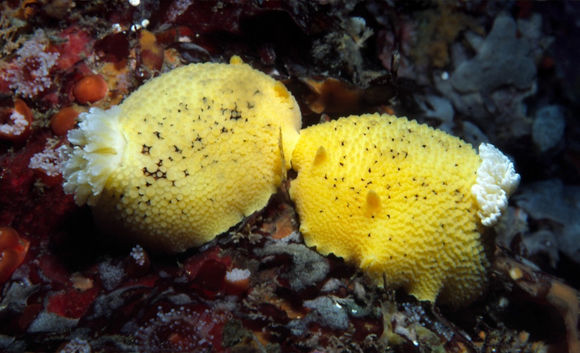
[
  {"left": 0, "top": 227, "right": 30, "bottom": 284},
  {"left": 54, "top": 27, "right": 93, "bottom": 71},
  {"left": 46, "top": 286, "right": 99, "bottom": 319},
  {"left": 184, "top": 246, "right": 232, "bottom": 299},
  {"left": 94, "top": 32, "right": 130, "bottom": 64}
]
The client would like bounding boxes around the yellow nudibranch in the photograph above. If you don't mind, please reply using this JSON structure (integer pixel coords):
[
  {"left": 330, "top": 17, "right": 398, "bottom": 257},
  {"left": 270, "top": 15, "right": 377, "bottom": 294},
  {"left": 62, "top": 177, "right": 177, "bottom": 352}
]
[
  {"left": 63, "top": 57, "right": 301, "bottom": 253},
  {"left": 289, "top": 114, "right": 519, "bottom": 305}
]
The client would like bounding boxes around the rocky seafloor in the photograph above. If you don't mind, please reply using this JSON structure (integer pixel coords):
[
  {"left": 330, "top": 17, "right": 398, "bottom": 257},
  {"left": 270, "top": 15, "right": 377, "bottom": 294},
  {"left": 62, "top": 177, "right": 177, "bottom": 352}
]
[{"left": 0, "top": 1, "right": 579, "bottom": 352}]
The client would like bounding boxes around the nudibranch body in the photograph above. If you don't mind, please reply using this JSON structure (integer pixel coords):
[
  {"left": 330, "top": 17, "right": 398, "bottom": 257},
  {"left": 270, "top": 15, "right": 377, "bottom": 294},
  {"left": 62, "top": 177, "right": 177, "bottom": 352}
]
[
  {"left": 63, "top": 57, "right": 301, "bottom": 253},
  {"left": 289, "top": 114, "right": 519, "bottom": 305}
]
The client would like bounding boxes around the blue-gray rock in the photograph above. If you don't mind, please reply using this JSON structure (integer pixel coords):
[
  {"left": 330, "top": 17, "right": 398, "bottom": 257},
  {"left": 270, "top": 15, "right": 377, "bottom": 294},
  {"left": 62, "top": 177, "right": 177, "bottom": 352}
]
[
  {"left": 515, "top": 179, "right": 580, "bottom": 265},
  {"left": 451, "top": 14, "right": 536, "bottom": 93},
  {"left": 303, "top": 296, "right": 349, "bottom": 330},
  {"left": 532, "top": 105, "right": 566, "bottom": 152}
]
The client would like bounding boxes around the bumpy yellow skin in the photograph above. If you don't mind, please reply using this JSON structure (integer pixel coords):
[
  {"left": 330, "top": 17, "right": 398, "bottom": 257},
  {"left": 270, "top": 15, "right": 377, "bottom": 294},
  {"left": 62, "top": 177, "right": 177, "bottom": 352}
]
[
  {"left": 93, "top": 60, "right": 300, "bottom": 252},
  {"left": 290, "top": 114, "right": 487, "bottom": 306}
]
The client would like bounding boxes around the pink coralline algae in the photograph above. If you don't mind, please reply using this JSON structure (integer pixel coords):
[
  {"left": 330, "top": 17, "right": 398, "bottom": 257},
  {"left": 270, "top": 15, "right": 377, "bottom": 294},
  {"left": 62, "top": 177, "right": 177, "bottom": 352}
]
[
  {"left": 0, "top": 110, "right": 28, "bottom": 137},
  {"left": 57, "top": 338, "right": 91, "bottom": 353},
  {"left": 0, "top": 99, "right": 33, "bottom": 142},
  {"left": 28, "top": 143, "right": 69, "bottom": 178},
  {"left": 134, "top": 304, "right": 230, "bottom": 353},
  {"left": 1, "top": 30, "right": 59, "bottom": 98}
]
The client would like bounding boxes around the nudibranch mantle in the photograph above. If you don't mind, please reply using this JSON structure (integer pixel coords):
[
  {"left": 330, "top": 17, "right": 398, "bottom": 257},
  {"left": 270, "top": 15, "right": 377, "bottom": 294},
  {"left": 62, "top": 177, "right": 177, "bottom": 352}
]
[
  {"left": 289, "top": 114, "right": 519, "bottom": 306},
  {"left": 63, "top": 57, "right": 301, "bottom": 253}
]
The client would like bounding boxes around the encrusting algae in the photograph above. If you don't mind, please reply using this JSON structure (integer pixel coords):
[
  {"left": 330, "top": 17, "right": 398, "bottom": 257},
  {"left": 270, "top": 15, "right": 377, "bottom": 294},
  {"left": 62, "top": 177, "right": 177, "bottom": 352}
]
[
  {"left": 289, "top": 114, "right": 519, "bottom": 306},
  {"left": 63, "top": 57, "right": 301, "bottom": 253}
]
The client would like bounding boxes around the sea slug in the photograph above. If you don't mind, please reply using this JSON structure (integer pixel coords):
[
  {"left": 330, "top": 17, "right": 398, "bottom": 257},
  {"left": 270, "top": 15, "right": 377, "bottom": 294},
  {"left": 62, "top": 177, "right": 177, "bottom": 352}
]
[
  {"left": 289, "top": 114, "right": 519, "bottom": 305},
  {"left": 62, "top": 57, "right": 301, "bottom": 253}
]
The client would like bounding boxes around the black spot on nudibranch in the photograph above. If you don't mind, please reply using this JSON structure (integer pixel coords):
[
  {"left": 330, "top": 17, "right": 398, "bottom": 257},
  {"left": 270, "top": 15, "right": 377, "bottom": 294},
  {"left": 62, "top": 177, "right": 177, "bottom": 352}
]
[
  {"left": 153, "top": 131, "right": 163, "bottom": 139},
  {"left": 230, "top": 108, "right": 242, "bottom": 120},
  {"left": 143, "top": 167, "right": 167, "bottom": 180},
  {"left": 141, "top": 144, "right": 152, "bottom": 155}
]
